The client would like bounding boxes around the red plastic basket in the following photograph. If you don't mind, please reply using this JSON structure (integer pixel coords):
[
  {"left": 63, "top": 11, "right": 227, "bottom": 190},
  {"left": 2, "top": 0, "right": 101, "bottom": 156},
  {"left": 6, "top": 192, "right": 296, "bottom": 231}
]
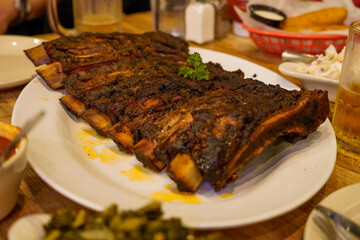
[{"left": 242, "top": 23, "right": 347, "bottom": 56}]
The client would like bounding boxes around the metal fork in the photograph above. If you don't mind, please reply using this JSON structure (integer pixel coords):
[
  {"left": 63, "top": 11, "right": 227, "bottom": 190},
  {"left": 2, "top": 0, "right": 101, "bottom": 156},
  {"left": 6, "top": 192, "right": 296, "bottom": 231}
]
[{"left": 313, "top": 212, "right": 357, "bottom": 240}]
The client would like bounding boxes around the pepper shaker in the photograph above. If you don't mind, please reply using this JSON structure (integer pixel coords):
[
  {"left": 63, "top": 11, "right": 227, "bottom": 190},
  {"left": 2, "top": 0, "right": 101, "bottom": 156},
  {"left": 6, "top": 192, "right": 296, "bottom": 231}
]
[
  {"left": 151, "top": 0, "right": 189, "bottom": 38},
  {"left": 209, "top": 0, "right": 229, "bottom": 39}
]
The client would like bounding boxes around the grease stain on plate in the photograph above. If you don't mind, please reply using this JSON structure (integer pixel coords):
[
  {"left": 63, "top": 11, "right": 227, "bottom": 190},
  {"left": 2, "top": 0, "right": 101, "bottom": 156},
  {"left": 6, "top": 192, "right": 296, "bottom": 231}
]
[
  {"left": 77, "top": 128, "right": 120, "bottom": 165},
  {"left": 120, "top": 164, "right": 155, "bottom": 182},
  {"left": 150, "top": 184, "right": 202, "bottom": 204},
  {"left": 219, "top": 192, "right": 234, "bottom": 199},
  {"left": 38, "top": 97, "right": 48, "bottom": 101}
]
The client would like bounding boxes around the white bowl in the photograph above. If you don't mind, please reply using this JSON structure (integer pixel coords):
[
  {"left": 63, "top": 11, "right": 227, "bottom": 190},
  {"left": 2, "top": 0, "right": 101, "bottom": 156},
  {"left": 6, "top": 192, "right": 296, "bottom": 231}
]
[
  {"left": 278, "top": 62, "right": 338, "bottom": 102},
  {"left": 0, "top": 122, "right": 28, "bottom": 220}
]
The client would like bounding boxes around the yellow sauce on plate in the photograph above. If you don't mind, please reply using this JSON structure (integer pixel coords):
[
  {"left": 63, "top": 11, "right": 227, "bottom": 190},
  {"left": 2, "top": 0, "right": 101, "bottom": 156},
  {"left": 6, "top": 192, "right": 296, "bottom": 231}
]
[
  {"left": 120, "top": 164, "right": 155, "bottom": 182},
  {"left": 77, "top": 128, "right": 120, "bottom": 165},
  {"left": 150, "top": 184, "right": 202, "bottom": 204}
]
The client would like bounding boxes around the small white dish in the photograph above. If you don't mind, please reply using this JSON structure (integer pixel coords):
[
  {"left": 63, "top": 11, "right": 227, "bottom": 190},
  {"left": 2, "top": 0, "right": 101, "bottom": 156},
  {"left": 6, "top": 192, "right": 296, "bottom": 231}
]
[
  {"left": 304, "top": 183, "right": 360, "bottom": 240},
  {"left": 278, "top": 62, "right": 339, "bottom": 102},
  {"left": 7, "top": 214, "right": 50, "bottom": 240},
  {"left": 0, "top": 35, "right": 45, "bottom": 89},
  {"left": 0, "top": 122, "right": 28, "bottom": 220}
]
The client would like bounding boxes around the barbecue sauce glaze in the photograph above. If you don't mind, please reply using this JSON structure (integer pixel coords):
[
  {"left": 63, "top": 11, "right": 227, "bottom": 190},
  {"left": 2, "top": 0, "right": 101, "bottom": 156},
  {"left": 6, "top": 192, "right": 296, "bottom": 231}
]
[{"left": 0, "top": 136, "right": 16, "bottom": 161}]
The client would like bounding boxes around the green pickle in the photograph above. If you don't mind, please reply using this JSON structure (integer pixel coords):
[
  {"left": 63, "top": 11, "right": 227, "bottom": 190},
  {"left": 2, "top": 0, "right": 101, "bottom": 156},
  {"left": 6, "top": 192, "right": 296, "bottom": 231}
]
[{"left": 43, "top": 202, "right": 221, "bottom": 240}]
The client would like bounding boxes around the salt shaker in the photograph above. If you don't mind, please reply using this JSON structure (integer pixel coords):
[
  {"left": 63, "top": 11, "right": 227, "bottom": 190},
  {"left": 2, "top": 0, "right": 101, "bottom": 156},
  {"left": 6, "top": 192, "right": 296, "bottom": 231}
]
[{"left": 185, "top": 0, "right": 215, "bottom": 44}]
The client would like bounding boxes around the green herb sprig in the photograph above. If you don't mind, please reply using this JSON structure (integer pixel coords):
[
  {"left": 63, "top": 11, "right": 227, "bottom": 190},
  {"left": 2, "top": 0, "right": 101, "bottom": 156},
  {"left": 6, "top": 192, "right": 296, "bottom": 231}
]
[{"left": 178, "top": 52, "right": 210, "bottom": 81}]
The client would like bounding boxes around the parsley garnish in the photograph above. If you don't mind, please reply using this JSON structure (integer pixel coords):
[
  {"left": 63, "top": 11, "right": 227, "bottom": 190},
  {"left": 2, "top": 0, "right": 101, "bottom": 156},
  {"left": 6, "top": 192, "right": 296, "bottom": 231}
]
[{"left": 178, "top": 52, "right": 209, "bottom": 81}]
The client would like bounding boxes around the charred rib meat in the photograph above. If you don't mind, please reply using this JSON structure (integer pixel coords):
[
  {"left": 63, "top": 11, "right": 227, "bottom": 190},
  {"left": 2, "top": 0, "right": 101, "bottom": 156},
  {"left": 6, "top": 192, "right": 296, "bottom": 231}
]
[{"left": 24, "top": 31, "right": 329, "bottom": 192}]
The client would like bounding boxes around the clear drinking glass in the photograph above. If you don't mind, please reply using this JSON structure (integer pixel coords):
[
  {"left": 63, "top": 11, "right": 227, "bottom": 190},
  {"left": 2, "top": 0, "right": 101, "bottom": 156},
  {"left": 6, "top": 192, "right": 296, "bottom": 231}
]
[
  {"left": 47, "top": 0, "right": 123, "bottom": 36},
  {"left": 332, "top": 20, "right": 360, "bottom": 159},
  {"left": 150, "top": 0, "right": 188, "bottom": 38}
]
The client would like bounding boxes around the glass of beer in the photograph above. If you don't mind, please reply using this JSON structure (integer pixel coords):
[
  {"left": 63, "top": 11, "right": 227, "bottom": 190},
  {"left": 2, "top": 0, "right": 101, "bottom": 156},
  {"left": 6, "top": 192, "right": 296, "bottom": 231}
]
[
  {"left": 332, "top": 20, "right": 360, "bottom": 159},
  {"left": 47, "top": 0, "right": 123, "bottom": 36}
]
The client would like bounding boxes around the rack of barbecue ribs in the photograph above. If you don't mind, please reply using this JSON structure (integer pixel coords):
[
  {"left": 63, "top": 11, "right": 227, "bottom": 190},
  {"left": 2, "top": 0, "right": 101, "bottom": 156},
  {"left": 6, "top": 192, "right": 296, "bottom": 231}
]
[{"left": 24, "top": 31, "right": 330, "bottom": 192}]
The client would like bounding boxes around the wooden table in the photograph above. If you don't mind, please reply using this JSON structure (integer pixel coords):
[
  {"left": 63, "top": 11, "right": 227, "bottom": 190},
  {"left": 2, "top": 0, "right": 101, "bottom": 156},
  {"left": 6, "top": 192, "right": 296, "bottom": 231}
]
[{"left": 1, "top": 11, "right": 360, "bottom": 240}]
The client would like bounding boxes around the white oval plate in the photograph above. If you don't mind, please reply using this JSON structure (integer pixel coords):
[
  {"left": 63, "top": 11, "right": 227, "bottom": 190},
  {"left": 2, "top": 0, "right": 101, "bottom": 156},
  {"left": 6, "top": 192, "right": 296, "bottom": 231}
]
[
  {"left": 11, "top": 47, "right": 336, "bottom": 229},
  {"left": 278, "top": 62, "right": 338, "bottom": 102},
  {"left": 0, "top": 35, "right": 45, "bottom": 89},
  {"left": 304, "top": 183, "right": 360, "bottom": 240}
]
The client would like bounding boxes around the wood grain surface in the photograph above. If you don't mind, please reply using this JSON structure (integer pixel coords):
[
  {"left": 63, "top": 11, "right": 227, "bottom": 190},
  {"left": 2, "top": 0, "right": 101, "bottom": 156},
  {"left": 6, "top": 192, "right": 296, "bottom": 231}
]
[{"left": 1, "top": 11, "right": 359, "bottom": 240}]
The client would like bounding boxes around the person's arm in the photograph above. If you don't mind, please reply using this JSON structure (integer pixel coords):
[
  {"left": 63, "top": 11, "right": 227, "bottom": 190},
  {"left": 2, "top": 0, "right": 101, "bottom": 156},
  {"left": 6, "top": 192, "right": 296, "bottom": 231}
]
[
  {"left": 0, "top": 0, "right": 18, "bottom": 34},
  {"left": 0, "top": 0, "right": 46, "bottom": 34}
]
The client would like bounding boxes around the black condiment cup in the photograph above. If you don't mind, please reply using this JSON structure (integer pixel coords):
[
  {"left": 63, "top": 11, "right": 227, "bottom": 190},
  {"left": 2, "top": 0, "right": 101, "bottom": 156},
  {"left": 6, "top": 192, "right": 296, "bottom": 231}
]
[{"left": 249, "top": 4, "right": 287, "bottom": 28}]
